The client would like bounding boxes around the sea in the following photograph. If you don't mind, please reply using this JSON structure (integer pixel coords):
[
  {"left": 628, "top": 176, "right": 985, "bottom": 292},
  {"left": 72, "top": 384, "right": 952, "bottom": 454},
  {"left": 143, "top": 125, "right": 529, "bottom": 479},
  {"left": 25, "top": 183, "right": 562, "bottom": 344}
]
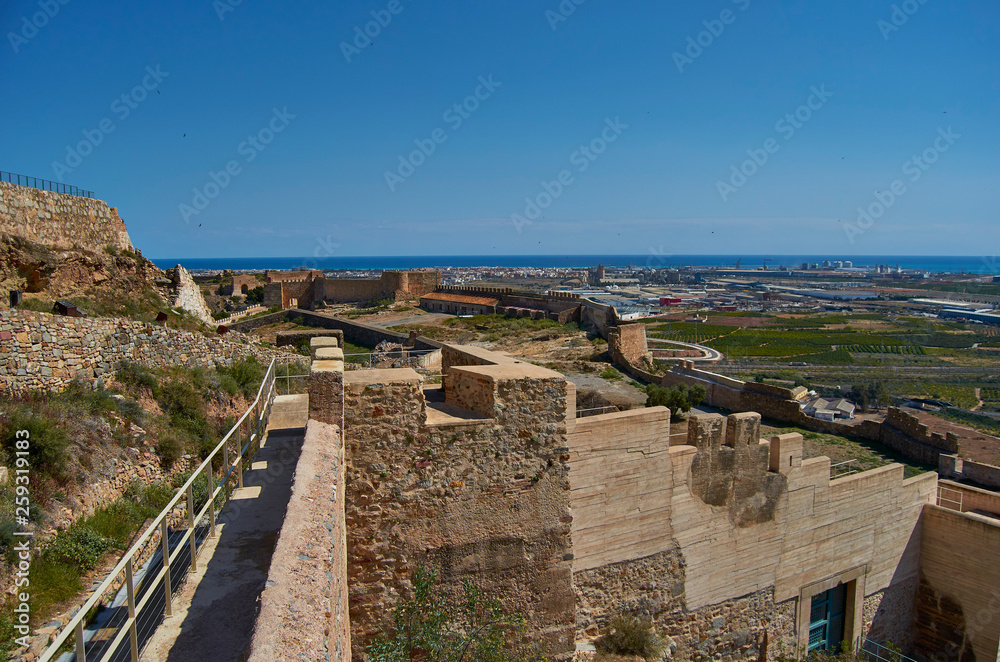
[{"left": 149, "top": 255, "right": 1000, "bottom": 276}]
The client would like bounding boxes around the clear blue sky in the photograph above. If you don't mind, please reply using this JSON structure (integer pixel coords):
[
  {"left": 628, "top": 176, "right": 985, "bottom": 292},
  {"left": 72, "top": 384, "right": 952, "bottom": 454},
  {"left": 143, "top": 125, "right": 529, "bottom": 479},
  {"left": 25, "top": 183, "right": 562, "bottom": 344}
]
[{"left": 1, "top": 0, "right": 997, "bottom": 258}]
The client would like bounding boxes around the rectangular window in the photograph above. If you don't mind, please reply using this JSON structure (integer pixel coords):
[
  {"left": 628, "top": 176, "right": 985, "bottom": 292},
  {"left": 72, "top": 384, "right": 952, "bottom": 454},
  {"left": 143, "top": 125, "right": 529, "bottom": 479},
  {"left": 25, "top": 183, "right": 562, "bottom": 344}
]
[{"left": 808, "top": 584, "right": 847, "bottom": 652}]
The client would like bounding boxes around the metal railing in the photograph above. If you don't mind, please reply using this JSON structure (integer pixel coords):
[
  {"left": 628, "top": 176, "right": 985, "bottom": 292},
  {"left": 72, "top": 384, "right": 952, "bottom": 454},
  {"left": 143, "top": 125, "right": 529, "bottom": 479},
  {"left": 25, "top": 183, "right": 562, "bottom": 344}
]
[
  {"left": 343, "top": 348, "right": 441, "bottom": 372},
  {"left": 274, "top": 357, "right": 310, "bottom": 395},
  {"left": 831, "top": 459, "right": 860, "bottom": 478},
  {"left": 937, "top": 485, "right": 964, "bottom": 511},
  {"left": 1, "top": 170, "right": 95, "bottom": 198},
  {"left": 576, "top": 405, "right": 621, "bottom": 418},
  {"left": 38, "top": 358, "right": 280, "bottom": 662},
  {"left": 860, "top": 639, "right": 918, "bottom": 662}
]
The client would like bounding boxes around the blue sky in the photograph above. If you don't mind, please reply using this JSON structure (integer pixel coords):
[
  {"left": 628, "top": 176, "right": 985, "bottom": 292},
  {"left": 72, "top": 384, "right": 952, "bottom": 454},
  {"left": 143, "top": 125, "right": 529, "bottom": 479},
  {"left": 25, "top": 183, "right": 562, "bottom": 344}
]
[{"left": 1, "top": 0, "right": 997, "bottom": 259}]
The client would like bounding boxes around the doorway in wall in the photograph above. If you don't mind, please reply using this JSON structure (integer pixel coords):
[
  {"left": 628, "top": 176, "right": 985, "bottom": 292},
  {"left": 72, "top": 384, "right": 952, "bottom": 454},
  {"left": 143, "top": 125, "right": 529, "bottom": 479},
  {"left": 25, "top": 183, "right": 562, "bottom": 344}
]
[{"left": 809, "top": 583, "right": 847, "bottom": 652}]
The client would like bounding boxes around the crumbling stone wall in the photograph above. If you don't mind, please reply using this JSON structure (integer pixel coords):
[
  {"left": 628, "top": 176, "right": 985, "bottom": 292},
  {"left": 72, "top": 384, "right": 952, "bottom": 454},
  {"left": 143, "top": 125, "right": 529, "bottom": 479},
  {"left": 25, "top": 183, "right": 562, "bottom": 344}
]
[
  {"left": 607, "top": 323, "right": 649, "bottom": 367},
  {"left": 687, "top": 413, "right": 787, "bottom": 527},
  {"left": 0, "top": 309, "right": 288, "bottom": 392},
  {"left": 0, "top": 181, "right": 132, "bottom": 252}
]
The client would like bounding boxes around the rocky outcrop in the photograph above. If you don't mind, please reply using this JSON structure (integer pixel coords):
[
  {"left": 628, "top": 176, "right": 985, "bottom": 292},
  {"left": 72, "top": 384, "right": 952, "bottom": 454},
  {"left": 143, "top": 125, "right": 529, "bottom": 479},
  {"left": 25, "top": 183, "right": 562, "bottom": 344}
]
[{"left": 167, "top": 264, "right": 214, "bottom": 324}]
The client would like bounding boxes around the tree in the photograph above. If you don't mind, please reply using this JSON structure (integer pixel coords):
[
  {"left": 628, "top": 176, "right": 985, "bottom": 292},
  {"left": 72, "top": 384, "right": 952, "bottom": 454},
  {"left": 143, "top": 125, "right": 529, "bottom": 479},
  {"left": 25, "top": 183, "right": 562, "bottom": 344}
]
[
  {"left": 851, "top": 380, "right": 891, "bottom": 412},
  {"left": 245, "top": 286, "right": 264, "bottom": 305},
  {"left": 367, "top": 566, "right": 549, "bottom": 662},
  {"left": 644, "top": 383, "right": 706, "bottom": 418}
]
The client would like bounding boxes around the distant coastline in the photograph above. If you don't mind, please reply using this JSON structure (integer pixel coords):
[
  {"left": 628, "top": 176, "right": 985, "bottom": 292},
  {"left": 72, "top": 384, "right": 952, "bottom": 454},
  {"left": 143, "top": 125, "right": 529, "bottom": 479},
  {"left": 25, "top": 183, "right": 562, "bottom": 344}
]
[{"left": 149, "top": 255, "right": 999, "bottom": 275}]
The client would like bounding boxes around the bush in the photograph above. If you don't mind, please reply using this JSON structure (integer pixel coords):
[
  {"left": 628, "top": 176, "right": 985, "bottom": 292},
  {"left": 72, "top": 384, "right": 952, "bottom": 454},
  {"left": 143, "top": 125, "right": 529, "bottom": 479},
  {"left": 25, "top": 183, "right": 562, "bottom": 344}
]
[
  {"left": 115, "top": 360, "right": 159, "bottom": 392},
  {"left": 156, "top": 433, "right": 183, "bottom": 468},
  {"left": 45, "top": 527, "right": 115, "bottom": 572},
  {"left": 595, "top": 614, "right": 665, "bottom": 660},
  {"left": 367, "top": 566, "right": 547, "bottom": 662},
  {"left": 216, "top": 357, "right": 265, "bottom": 398},
  {"left": 2, "top": 412, "right": 71, "bottom": 480}
]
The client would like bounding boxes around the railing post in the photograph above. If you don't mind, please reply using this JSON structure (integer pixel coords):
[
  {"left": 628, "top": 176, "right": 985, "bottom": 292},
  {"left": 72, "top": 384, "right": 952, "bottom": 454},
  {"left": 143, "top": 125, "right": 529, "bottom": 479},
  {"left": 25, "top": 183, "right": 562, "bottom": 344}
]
[
  {"left": 161, "top": 518, "right": 173, "bottom": 617},
  {"left": 223, "top": 441, "right": 231, "bottom": 506},
  {"left": 75, "top": 620, "right": 87, "bottom": 662},
  {"left": 126, "top": 559, "right": 139, "bottom": 661},
  {"left": 187, "top": 483, "right": 198, "bottom": 571},
  {"left": 207, "top": 469, "right": 217, "bottom": 537}
]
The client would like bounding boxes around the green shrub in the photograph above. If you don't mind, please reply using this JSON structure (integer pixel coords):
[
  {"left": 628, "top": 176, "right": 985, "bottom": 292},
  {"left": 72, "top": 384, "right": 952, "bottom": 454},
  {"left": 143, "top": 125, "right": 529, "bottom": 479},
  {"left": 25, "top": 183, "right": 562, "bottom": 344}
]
[
  {"left": 216, "top": 357, "right": 265, "bottom": 398},
  {"left": 2, "top": 412, "right": 71, "bottom": 480},
  {"left": 595, "top": 614, "right": 665, "bottom": 660},
  {"left": 156, "top": 433, "right": 184, "bottom": 469},
  {"left": 115, "top": 360, "right": 159, "bottom": 391},
  {"left": 45, "top": 527, "right": 115, "bottom": 572}
]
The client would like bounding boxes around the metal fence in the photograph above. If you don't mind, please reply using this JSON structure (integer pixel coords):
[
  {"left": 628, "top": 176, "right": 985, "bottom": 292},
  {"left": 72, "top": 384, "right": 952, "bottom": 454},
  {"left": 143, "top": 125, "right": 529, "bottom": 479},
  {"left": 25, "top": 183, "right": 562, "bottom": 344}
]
[
  {"left": 576, "top": 405, "right": 621, "bottom": 418},
  {"left": 860, "top": 638, "right": 918, "bottom": 662},
  {"left": 1, "top": 170, "right": 95, "bottom": 199},
  {"left": 38, "top": 358, "right": 280, "bottom": 662},
  {"left": 273, "top": 357, "right": 310, "bottom": 395},
  {"left": 831, "top": 459, "right": 860, "bottom": 478},
  {"left": 936, "top": 485, "right": 964, "bottom": 511},
  {"left": 343, "top": 348, "right": 441, "bottom": 372}
]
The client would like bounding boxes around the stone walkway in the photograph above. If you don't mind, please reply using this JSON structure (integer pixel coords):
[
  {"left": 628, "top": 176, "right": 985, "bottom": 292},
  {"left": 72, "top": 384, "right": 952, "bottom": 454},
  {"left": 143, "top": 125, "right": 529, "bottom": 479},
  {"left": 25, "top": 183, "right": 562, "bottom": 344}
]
[{"left": 140, "top": 396, "right": 307, "bottom": 662}]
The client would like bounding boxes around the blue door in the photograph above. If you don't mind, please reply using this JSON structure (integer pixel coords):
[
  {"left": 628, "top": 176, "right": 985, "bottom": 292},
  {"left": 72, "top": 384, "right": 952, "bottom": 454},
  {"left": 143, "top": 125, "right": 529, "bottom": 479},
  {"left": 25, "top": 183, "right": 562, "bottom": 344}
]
[{"left": 809, "top": 584, "right": 847, "bottom": 652}]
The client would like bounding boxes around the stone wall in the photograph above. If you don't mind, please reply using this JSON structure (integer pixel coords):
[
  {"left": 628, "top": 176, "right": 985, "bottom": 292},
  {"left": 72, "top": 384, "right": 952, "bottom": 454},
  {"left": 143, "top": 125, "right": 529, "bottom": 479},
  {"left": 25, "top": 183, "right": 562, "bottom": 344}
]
[
  {"left": 566, "top": 407, "right": 673, "bottom": 570},
  {"left": 274, "top": 328, "right": 344, "bottom": 349},
  {"left": 0, "top": 181, "right": 132, "bottom": 252},
  {"left": 342, "top": 361, "right": 576, "bottom": 659},
  {"left": 0, "top": 309, "right": 288, "bottom": 392},
  {"left": 607, "top": 323, "right": 649, "bottom": 367},
  {"left": 566, "top": 406, "right": 937, "bottom": 657},
  {"left": 917, "top": 506, "right": 1000, "bottom": 662},
  {"left": 229, "top": 309, "right": 442, "bottom": 351}
]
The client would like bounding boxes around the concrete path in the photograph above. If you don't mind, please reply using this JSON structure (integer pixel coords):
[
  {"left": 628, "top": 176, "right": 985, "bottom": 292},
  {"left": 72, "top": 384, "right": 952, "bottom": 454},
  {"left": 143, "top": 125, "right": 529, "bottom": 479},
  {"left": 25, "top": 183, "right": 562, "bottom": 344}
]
[{"left": 141, "top": 396, "right": 308, "bottom": 662}]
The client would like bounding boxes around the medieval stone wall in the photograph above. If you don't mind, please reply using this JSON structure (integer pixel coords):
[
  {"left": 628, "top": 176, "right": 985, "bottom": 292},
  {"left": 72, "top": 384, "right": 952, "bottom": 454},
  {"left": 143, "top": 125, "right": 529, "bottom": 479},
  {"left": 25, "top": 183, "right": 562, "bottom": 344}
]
[
  {"left": 342, "top": 362, "right": 576, "bottom": 659},
  {"left": 0, "top": 309, "right": 288, "bottom": 392},
  {"left": 0, "top": 181, "right": 132, "bottom": 252},
  {"left": 566, "top": 407, "right": 937, "bottom": 658}
]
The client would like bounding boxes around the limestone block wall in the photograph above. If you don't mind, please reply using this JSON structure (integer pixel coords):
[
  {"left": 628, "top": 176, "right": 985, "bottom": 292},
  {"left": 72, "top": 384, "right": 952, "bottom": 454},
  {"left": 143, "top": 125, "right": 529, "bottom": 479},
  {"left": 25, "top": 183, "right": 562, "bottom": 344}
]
[
  {"left": 917, "top": 506, "right": 1000, "bottom": 662},
  {"left": 0, "top": 309, "right": 287, "bottom": 392},
  {"left": 568, "top": 406, "right": 937, "bottom": 658},
  {"left": 566, "top": 407, "right": 674, "bottom": 570},
  {"left": 0, "top": 181, "right": 132, "bottom": 252}
]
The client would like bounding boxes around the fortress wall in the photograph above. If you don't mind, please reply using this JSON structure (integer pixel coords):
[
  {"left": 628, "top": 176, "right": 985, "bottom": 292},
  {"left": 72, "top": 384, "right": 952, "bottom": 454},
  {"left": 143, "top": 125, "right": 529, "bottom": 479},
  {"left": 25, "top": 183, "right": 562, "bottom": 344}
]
[
  {"left": 569, "top": 408, "right": 936, "bottom": 657},
  {"left": 342, "top": 363, "right": 576, "bottom": 658},
  {"left": 566, "top": 407, "right": 673, "bottom": 570},
  {"left": 0, "top": 309, "right": 288, "bottom": 392},
  {"left": 917, "top": 506, "right": 1000, "bottom": 662},
  {"left": 0, "top": 181, "right": 132, "bottom": 252}
]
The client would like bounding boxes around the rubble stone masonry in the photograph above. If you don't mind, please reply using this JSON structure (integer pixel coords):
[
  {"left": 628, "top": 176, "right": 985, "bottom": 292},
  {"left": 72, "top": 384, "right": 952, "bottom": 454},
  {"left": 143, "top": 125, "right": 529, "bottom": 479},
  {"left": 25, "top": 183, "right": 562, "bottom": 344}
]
[
  {"left": 0, "top": 181, "right": 133, "bottom": 252},
  {"left": 0, "top": 309, "right": 288, "bottom": 392}
]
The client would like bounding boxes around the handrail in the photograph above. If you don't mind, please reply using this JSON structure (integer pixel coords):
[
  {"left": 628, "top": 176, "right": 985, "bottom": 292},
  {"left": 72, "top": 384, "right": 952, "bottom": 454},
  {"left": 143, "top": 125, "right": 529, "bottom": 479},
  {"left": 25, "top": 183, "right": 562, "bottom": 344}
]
[
  {"left": 38, "top": 358, "right": 280, "bottom": 662},
  {"left": 0, "top": 170, "right": 95, "bottom": 199}
]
